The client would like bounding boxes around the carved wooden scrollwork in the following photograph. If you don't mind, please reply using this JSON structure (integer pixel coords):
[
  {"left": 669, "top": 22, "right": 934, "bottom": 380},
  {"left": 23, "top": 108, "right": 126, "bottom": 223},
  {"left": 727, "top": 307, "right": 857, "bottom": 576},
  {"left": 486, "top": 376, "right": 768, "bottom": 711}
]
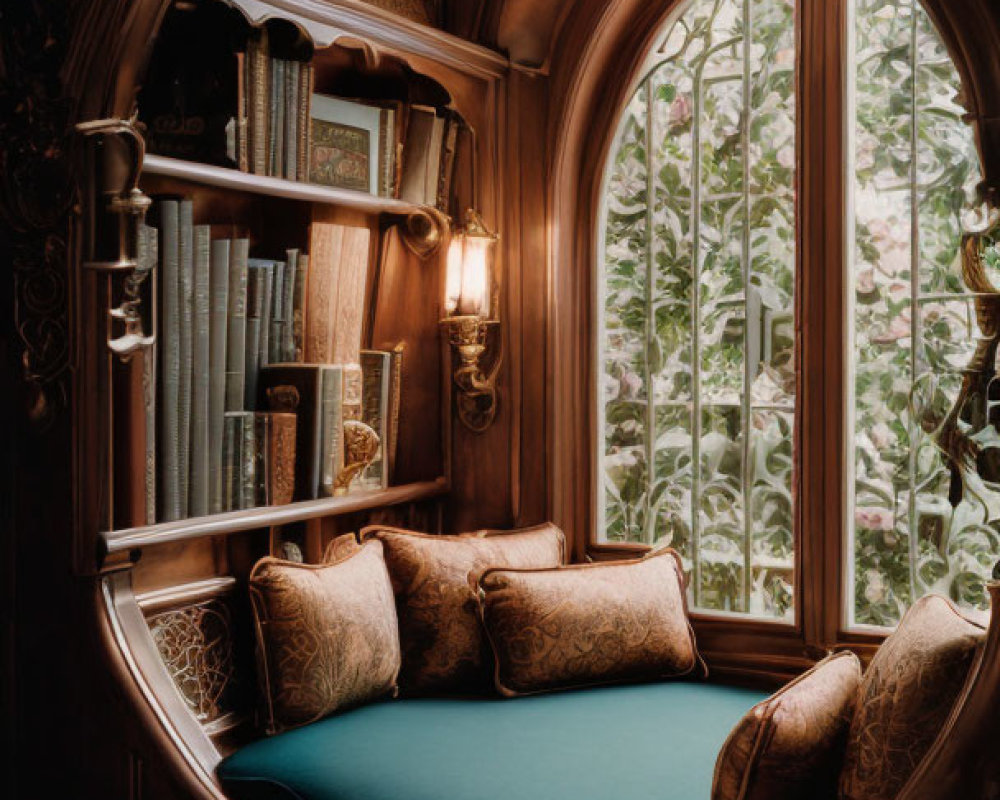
[
  {"left": 0, "top": 0, "right": 76, "bottom": 427},
  {"left": 147, "top": 600, "right": 238, "bottom": 725}
]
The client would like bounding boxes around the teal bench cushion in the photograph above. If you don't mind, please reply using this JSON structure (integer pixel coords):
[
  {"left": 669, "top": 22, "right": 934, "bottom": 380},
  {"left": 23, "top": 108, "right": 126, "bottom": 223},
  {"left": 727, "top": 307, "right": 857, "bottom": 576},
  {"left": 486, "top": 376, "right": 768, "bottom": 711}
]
[{"left": 218, "top": 682, "right": 768, "bottom": 800}]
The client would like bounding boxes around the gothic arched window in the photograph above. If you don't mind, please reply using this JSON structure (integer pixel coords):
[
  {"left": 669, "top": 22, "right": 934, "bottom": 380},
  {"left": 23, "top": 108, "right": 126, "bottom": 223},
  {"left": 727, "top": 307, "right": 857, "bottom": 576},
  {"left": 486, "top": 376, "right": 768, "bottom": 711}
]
[{"left": 596, "top": 0, "right": 988, "bottom": 624}]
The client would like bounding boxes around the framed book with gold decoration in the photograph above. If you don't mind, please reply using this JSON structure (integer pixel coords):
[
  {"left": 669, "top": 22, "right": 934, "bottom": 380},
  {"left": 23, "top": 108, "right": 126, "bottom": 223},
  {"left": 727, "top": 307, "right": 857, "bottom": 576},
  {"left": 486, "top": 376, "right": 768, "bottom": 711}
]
[{"left": 309, "top": 94, "right": 381, "bottom": 194}]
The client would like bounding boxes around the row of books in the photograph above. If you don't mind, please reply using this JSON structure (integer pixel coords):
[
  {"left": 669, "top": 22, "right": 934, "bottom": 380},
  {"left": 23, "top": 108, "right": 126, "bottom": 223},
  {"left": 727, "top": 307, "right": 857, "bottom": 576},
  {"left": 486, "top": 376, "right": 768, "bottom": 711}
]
[
  {"left": 144, "top": 198, "right": 401, "bottom": 524},
  {"left": 230, "top": 29, "right": 460, "bottom": 209},
  {"left": 235, "top": 28, "right": 313, "bottom": 181}
]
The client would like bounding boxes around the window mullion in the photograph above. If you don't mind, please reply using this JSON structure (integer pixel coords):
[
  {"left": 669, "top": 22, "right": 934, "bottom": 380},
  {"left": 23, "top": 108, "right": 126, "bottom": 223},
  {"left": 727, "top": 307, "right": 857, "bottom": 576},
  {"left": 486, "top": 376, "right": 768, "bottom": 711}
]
[
  {"left": 741, "top": 0, "right": 754, "bottom": 613},
  {"left": 644, "top": 79, "right": 658, "bottom": 545}
]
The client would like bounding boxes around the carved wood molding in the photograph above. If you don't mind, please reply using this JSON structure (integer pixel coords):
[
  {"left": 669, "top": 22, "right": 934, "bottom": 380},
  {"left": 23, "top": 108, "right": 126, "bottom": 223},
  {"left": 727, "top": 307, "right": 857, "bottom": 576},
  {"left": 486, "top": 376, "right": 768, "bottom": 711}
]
[{"left": 0, "top": 0, "right": 78, "bottom": 427}]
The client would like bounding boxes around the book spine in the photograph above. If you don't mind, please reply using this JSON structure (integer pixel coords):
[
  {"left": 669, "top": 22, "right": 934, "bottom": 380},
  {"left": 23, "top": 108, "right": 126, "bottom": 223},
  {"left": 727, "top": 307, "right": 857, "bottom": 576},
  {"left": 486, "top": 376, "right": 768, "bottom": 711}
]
[
  {"left": 282, "top": 249, "right": 298, "bottom": 362},
  {"left": 296, "top": 64, "right": 312, "bottom": 182},
  {"left": 177, "top": 200, "right": 194, "bottom": 518},
  {"left": 268, "top": 261, "right": 286, "bottom": 365},
  {"left": 330, "top": 227, "right": 371, "bottom": 367},
  {"left": 319, "top": 366, "right": 344, "bottom": 497},
  {"left": 269, "top": 58, "right": 285, "bottom": 177},
  {"left": 241, "top": 410, "right": 256, "bottom": 509},
  {"left": 208, "top": 239, "right": 230, "bottom": 514},
  {"left": 379, "top": 108, "right": 395, "bottom": 198},
  {"left": 342, "top": 365, "right": 363, "bottom": 423},
  {"left": 236, "top": 51, "right": 249, "bottom": 173},
  {"left": 157, "top": 200, "right": 181, "bottom": 522},
  {"left": 437, "top": 117, "right": 459, "bottom": 213},
  {"left": 360, "top": 350, "right": 390, "bottom": 489},
  {"left": 387, "top": 343, "right": 404, "bottom": 484},
  {"left": 270, "top": 412, "right": 297, "bottom": 506},
  {"left": 398, "top": 106, "right": 436, "bottom": 205},
  {"left": 424, "top": 116, "right": 445, "bottom": 206},
  {"left": 304, "top": 223, "right": 346, "bottom": 363},
  {"left": 254, "top": 413, "right": 272, "bottom": 506},
  {"left": 259, "top": 261, "right": 285, "bottom": 367},
  {"left": 225, "top": 238, "right": 249, "bottom": 411},
  {"left": 244, "top": 263, "right": 266, "bottom": 411},
  {"left": 223, "top": 412, "right": 238, "bottom": 511},
  {"left": 140, "top": 224, "right": 158, "bottom": 524},
  {"left": 284, "top": 60, "right": 299, "bottom": 180},
  {"left": 293, "top": 253, "right": 308, "bottom": 362},
  {"left": 189, "top": 225, "right": 211, "bottom": 517},
  {"left": 249, "top": 29, "right": 269, "bottom": 176}
]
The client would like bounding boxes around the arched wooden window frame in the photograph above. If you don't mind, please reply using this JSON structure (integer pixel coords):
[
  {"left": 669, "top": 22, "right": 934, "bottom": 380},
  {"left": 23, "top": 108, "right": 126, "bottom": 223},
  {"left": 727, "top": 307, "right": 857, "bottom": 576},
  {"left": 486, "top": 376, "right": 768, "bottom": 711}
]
[{"left": 547, "top": 0, "right": 1000, "bottom": 676}]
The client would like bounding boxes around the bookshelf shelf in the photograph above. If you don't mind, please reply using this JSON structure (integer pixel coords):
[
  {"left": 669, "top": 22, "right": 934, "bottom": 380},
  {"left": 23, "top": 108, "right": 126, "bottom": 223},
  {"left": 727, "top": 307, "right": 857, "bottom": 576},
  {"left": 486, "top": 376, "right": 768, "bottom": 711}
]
[
  {"left": 99, "top": 477, "right": 448, "bottom": 562},
  {"left": 142, "top": 153, "right": 435, "bottom": 217}
]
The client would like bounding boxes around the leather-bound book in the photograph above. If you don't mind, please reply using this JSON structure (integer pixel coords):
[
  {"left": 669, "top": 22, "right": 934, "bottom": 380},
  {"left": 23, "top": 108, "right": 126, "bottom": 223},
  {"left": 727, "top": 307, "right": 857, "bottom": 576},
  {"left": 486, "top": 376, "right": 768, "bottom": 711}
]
[
  {"left": 292, "top": 253, "right": 308, "bottom": 362},
  {"left": 284, "top": 60, "right": 299, "bottom": 180},
  {"left": 436, "top": 116, "right": 459, "bottom": 213},
  {"left": 259, "top": 364, "right": 325, "bottom": 501},
  {"left": 244, "top": 260, "right": 270, "bottom": 410},
  {"left": 304, "top": 223, "right": 371, "bottom": 419},
  {"left": 296, "top": 64, "right": 313, "bottom": 182},
  {"left": 177, "top": 200, "right": 194, "bottom": 518},
  {"left": 247, "top": 28, "right": 269, "bottom": 176},
  {"left": 360, "top": 350, "right": 391, "bottom": 490},
  {"left": 333, "top": 227, "right": 372, "bottom": 421},
  {"left": 155, "top": 200, "right": 181, "bottom": 522},
  {"left": 281, "top": 249, "right": 298, "bottom": 362},
  {"left": 225, "top": 238, "right": 249, "bottom": 411},
  {"left": 255, "top": 412, "right": 297, "bottom": 506},
  {"left": 266, "top": 259, "right": 284, "bottom": 365},
  {"left": 304, "top": 222, "right": 345, "bottom": 363},
  {"left": 222, "top": 411, "right": 256, "bottom": 511},
  {"left": 236, "top": 50, "right": 249, "bottom": 173},
  {"left": 379, "top": 106, "right": 397, "bottom": 198},
  {"left": 399, "top": 105, "right": 444, "bottom": 205},
  {"left": 207, "top": 239, "right": 230, "bottom": 514},
  {"left": 269, "top": 58, "right": 285, "bottom": 177},
  {"left": 386, "top": 342, "right": 404, "bottom": 484},
  {"left": 319, "top": 365, "right": 344, "bottom": 497},
  {"left": 189, "top": 224, "right": 211, "bottom": 517}
]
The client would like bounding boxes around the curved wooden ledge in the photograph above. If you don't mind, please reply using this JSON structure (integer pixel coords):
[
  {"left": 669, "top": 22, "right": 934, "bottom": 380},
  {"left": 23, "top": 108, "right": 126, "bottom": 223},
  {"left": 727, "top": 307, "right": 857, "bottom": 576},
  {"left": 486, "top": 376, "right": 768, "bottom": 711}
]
[{"left": 99, "top": 478, "right": 448, "bottom": 566}]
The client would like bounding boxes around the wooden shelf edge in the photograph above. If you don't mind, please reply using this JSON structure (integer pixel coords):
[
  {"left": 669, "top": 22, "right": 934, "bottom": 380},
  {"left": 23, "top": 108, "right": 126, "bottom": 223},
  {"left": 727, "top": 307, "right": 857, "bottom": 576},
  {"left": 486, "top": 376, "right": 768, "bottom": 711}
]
[
  {"left": 99, "top": 477, "right": 448, "bottom": 560},
  {"left": 256, "top": 0, "right": 510, "bottom": 79},
  {"left": 142, "top": 154, "right": 433, "bottom": 216}
]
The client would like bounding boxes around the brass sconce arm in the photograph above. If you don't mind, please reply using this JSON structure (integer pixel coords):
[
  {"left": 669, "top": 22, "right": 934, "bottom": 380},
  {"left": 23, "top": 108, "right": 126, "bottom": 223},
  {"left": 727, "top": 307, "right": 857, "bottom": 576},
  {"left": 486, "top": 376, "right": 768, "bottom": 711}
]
[{"left": 441, "top": 315, "right": 499, "bottom": 433}]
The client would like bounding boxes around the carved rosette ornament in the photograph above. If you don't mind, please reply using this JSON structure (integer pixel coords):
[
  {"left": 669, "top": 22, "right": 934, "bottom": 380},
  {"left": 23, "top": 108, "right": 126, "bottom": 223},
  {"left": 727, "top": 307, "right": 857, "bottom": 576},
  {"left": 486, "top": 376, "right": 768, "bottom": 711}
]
[{"left": 0, "top": 0, "right": 76, "bottom": 427}]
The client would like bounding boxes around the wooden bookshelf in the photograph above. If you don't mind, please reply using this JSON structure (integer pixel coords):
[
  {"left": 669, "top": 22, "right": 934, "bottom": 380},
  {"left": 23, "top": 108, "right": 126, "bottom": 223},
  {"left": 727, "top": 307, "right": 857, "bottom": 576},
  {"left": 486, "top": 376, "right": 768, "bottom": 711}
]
[
  {"left": 143, "top": 153, "right": 437, "bottom": 216},
  {"left": 99, "top": 476, "right": 447, "bottom": 562}
]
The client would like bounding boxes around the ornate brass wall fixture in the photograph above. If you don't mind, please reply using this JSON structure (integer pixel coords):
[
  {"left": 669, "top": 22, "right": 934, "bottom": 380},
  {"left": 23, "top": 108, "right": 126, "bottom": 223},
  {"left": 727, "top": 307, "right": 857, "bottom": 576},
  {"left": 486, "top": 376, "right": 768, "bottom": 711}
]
[{"left": 440, "top": 208, "right": 500, "bottom": 433}]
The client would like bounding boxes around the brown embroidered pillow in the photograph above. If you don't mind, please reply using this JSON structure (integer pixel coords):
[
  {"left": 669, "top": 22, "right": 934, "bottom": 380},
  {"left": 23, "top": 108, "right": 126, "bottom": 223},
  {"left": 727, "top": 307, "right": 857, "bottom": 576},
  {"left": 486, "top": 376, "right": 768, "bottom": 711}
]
[
  {"left": 322, "top": 531, "right": 361, "bottom": 563},
  {"left": 360, "top": 523, "right": 566, "bottom": 694},
  {"left": 712, "top": 651, "right": 861, "bottom": 800},
  {"left": 477, "top": 548, "right": 706, "bottom": 697},
  {"left": 838, "top": 595, "right": 984, "bottom": 800},
  {"left": 249, "top": 540, "right": 400, "bottom": 733}
]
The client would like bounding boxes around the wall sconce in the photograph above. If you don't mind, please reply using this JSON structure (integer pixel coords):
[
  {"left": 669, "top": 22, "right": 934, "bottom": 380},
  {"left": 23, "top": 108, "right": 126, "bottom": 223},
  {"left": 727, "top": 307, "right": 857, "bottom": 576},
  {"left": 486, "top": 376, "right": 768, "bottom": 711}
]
[{"left": 441, "top": 208, "right": 500, "bottom": 433}]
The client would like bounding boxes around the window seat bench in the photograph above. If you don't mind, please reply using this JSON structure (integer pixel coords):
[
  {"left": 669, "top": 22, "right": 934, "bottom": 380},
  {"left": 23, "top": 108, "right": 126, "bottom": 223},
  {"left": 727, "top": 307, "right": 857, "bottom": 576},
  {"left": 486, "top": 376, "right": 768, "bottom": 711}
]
[{"left": 218, "top": 681, "right": 768, "bottom": 800}]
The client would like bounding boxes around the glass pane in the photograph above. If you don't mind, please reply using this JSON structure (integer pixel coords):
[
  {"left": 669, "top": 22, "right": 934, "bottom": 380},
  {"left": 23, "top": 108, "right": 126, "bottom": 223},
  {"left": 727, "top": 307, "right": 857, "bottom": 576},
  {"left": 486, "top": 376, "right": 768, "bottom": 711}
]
[
  {"left": 598, "top": 0, "right": 796, "bottom": 619},
  {"left": 599, "top": 0, "right": 796, "bottom": 618},
  {"left": 848, "top": 0, "right": 991, "bottom": 627}
]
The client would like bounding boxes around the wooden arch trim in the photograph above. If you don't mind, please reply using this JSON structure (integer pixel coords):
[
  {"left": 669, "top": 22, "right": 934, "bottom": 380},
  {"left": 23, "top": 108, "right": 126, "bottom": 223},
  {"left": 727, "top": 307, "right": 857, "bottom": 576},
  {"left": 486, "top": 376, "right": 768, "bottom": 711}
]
[{"left": 544, "top": 0, "right": 1000, "bottom": 661}]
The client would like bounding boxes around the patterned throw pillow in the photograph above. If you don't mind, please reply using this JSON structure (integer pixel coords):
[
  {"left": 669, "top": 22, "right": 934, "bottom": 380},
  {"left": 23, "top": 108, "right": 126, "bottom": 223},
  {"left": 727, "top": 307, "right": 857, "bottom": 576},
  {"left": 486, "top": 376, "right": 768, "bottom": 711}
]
[
  {"left": 249, "top": 541, "right": 400, "bottom": 733},
  {"left": 477, "top": 548, "right": 706, "bottom": 696},
  {"left": 838, "top": 595, "right": 984, "bottom": 800},
  {"left": 361, "top": 523, "right": 566, "bottom": 694},
  {"left": 712, "top": 651, "right": 861, "bottom": 800}
]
